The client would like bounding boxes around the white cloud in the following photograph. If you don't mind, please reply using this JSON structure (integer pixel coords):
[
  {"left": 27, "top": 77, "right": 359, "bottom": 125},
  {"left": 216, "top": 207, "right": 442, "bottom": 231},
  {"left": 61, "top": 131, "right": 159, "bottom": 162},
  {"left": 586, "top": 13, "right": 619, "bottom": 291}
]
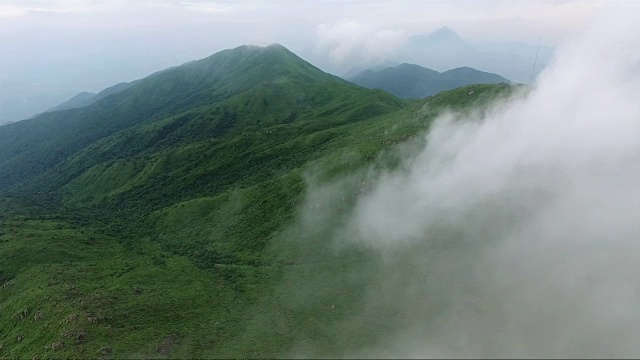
[
  {"left": 0, "top": 5, "right": 26, "bottom": 17},
  {"left": 295, "top": 1, "right": 640, "bottom": 357},
  {"left": 162, "top": 0, "right": 272, "bottom": 13},
  {"left": 0, "top": 1, "right": 90, "bottom": 17},
  {"left": 314, "top": 19, "right": 406, "bottom": 66},
  {"left": 0, "top": 0, "right": 273, "bottom": 17}
]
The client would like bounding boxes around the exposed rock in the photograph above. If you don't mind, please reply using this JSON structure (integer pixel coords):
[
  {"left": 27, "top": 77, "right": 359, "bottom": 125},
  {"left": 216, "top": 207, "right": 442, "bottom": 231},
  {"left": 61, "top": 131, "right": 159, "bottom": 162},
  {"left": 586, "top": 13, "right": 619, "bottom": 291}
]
[
  {"left": 21, "top": 308, "right": 29, "bottom": 320},
  {"left": 100, "top": 345, "right": 112, "bottom": 355},
  {"left": 75, "top": 330, "right": 88, "bottom": 344},
  {"left": 86, "top": 311, "right": 99, "bottom": 324},
  {"left": 65, "top": 313, "right": 79, "bottom": 324}
]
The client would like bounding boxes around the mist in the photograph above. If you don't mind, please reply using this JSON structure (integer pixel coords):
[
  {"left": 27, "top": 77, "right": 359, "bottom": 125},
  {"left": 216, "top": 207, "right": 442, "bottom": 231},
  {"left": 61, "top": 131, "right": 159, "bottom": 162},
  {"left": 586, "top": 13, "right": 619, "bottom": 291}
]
[
  {"left": 286, "top": 3, "right": 640, "bottom": 358},
  {"left": 313, "top": 19, "right": 407, "bottom": 71}
]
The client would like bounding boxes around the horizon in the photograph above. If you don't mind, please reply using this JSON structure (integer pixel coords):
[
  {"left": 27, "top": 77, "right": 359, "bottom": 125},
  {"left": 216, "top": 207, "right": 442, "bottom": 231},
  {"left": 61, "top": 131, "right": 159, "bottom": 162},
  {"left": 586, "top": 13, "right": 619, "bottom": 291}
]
[
  {"left": 0, "top": 29, "right": 526, "bottom": 124},
  {"left": 0, "top": 37, "right": 520, "bottom": 125},
  {"left": 0, "top": 0, "right": 609, "bottom": 123}
]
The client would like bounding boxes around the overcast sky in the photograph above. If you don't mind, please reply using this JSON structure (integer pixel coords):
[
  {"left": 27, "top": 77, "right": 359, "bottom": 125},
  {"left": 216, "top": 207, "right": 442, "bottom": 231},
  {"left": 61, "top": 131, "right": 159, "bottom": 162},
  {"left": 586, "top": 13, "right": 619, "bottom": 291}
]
[{"left": 0, "top": 0, "right": 616, "bottom": 122}]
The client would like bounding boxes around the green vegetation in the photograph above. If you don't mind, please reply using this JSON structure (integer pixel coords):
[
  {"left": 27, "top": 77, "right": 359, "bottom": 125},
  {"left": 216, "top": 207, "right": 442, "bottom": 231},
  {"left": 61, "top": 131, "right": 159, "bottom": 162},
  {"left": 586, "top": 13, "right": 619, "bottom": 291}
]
[
  {"left": 0, "top": 43, "right": 516, "bottom": 358},
  {"left": 351, "top": 63, "right": 511, "bottom": 99}
]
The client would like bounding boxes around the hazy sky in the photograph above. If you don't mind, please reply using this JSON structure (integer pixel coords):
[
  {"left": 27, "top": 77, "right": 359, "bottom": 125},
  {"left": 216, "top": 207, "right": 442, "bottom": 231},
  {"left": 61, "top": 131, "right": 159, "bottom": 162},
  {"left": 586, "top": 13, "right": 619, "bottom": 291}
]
[{"left": 0, "top": 0, "right": 614, "bottom": 121}]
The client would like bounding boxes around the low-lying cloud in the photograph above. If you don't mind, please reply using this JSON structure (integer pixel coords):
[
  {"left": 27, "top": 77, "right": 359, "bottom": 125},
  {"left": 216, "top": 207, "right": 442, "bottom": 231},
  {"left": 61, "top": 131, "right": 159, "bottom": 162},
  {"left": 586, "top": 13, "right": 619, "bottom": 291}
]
[{"left": 296, "top": 2, "right": 640, "bottom": 358}]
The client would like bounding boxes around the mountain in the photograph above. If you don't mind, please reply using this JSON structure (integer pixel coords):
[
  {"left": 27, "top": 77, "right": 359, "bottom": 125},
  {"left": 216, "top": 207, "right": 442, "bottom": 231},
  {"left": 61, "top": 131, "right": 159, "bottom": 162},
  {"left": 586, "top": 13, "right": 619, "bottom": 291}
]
[
  {"left": 342, "top": 59, "right": 401, "bottom": 80},
  {"left": 289, "top": 27, "right": 551, "bottom": 84},
  {"left": 46, "top": 91, "right": 97, "bottom": 112},
  {"left": 397, "top": 27, "right": 554, "bottom": 84},
  {"left": 351, "top": 63, "right": 510, "bottom": 99},
  {"left": 407, "top": 26, "right": 471, "bottom": 49},
  {"left": 0, "top": 43, "right": 516, "bottom": 358},
  {"left": 46, "top": 82, "right": 138, "bottom": 113},
  {"left": 1, "top": 44, "right": 392, "bottom": 192}
]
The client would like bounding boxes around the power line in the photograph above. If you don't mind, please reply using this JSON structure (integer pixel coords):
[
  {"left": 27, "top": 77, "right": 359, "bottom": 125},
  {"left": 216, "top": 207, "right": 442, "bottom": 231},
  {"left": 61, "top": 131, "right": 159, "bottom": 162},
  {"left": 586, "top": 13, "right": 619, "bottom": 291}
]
[{"left": 529, "top": 36, "right": 542, "bottom": 85}]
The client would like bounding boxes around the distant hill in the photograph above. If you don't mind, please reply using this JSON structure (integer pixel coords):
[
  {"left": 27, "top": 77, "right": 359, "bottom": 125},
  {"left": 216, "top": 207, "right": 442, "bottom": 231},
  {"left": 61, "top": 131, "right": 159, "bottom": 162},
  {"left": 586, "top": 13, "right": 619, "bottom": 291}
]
[
  {"left": 342, "top": 59, "right": 400, "bottom": 80},
  {"left": 296, "top": 26, "right": 553, "bottom": 83},
  {"left": 45, "top": 91, "right": 96, "bottom": 112},
  {"left": 350, "top": 63, "right": 510, "bottom": 98},
  {"left": 407, "top": 26, "right": 472, "bottom": 52},
  {"left": 397, "top": 26, "right": 553, "bottom": 84},
  {"left": 45, "top": 81, "right": 137, "bottom": 113}
]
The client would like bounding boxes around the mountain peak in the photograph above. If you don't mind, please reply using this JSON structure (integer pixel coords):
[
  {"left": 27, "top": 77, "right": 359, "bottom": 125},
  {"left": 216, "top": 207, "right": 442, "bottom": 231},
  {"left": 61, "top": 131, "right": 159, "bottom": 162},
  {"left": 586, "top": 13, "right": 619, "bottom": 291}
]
[
  {"left": 426, "top": 26, "right": 462, "bottom": 41},
  {"left": 351, "top": 62, "right": 509, "bottom": 99},
  {"left": 433, "top": 26, "right": 456, "bottom": 34},
  {"left": 265, "top": 43, "right": 286, "bottom": 49},
  {"left": 229, "top": 43, "right": 289, "bottom": 54},
  {"left": 409, "top": 26, "right": 467, "bottom": 47}
]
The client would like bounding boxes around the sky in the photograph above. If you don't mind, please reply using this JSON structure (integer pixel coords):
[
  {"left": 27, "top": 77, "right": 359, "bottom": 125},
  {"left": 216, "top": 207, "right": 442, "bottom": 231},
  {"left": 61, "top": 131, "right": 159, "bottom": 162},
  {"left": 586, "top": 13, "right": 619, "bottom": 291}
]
[{"left": 0, "top": 0, "right": 615, "bottom": 122}]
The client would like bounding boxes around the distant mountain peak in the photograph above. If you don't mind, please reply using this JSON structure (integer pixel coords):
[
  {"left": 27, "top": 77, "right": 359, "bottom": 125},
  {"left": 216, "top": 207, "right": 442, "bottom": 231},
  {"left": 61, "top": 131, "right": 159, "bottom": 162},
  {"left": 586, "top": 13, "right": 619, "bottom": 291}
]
[
  {"left": 408, "top": 26, "right": 467, "bottom": 47},
  {"left": 433, "top": 26, "right": 456, "bottom": 35},
  {"left": 397, "top": 63, "right": 425, "bottom": 69},
  {"left": 351, "top": 62, "right": 509, "bottom": 99},
  {"left": 427, "top": 26, "right": 463, "bottom": 41},
  {"left": 265, "top": 43, "right": 286, "bottom": 49},
  {"left": 233, "top": 43, "right": 288, "bottom": 53}
]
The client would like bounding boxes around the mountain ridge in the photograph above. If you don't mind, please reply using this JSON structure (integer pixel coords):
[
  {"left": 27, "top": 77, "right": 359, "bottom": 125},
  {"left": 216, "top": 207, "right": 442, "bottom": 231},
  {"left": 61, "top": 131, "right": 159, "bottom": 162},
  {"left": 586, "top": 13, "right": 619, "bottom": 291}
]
[
  {"left": 301, "top": 26, "right": 553, "bottom": 83},
  {"left": 45, "top": 82, "right": 139, "bottom": 113},
  {"left": 408, "top": 26, "right": 469, "bottom": 47},
  {"left": 0, "top": 43, "right": 405, "bottom": 195},
  {"left": 398, "top": 27, "right": 553, "bottom": 83},
  {"left": 350, "top": 62, "right": 510, "bottom": 99}
]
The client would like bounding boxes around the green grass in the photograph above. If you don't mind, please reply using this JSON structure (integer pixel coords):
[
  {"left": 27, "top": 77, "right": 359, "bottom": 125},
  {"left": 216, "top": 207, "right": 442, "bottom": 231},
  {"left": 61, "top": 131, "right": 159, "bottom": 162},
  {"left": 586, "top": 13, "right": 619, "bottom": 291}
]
[{"left": 0, "top": 208, "right": 286, "bottom": 358}]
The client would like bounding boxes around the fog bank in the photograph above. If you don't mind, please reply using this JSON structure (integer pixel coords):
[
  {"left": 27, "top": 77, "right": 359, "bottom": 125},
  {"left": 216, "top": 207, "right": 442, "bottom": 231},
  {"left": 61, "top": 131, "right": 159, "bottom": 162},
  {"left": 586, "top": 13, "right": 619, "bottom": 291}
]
[{"left": 299, "top": 3, "right": 640, "bottom": 357}]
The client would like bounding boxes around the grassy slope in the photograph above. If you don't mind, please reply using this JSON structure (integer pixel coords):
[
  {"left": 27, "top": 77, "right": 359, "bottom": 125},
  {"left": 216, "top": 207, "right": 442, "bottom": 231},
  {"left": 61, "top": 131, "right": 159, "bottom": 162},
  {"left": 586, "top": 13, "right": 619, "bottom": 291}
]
[
  {"left": 0, "top": 44, "right": 353, "bottom": 192},
  {"left": 0, "top": 202, "right": 270, "bottom": 359},
  {"left": 0, "top": 67, "right": 515, "bottom": 359}
]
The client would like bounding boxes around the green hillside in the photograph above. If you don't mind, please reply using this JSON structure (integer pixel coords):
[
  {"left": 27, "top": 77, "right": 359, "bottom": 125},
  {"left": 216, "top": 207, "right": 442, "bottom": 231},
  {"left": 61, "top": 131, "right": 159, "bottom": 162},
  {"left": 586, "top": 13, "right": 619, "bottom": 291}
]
[
  {"left": 351, "top": 63, "right": 511, "bottom": 99},
  {"left": 0, "top": 43, "right": 515, "bottom": 358}
]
